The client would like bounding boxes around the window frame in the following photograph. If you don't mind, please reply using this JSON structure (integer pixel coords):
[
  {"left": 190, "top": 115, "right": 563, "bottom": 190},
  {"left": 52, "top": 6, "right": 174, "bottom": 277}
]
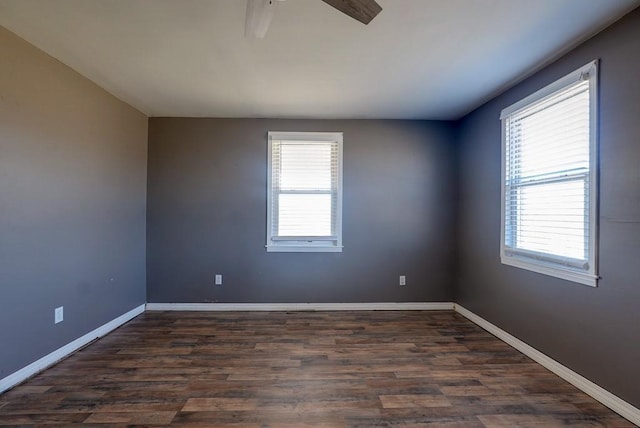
[
  {"left": 499, "top": 60, "right": 599, "bottom": 287},
  {"left": 266, "top": 131, "right": 343, "bottom": 253}
]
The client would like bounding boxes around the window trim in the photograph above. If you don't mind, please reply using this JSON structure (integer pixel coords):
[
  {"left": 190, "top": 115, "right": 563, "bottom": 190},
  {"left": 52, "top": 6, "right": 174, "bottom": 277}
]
[
  {"left": 499, "top": 60, "right": 599, "bottom": 287},
  {"left": 266, "top": 131, "right": 343, "bottom": 253}
]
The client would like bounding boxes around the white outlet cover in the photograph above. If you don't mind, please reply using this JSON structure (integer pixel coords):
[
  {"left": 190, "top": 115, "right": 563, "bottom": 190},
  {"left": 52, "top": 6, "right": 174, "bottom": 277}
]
[
  {"left": 215, "top": 274, "right": 222, "bottom": 285},
  {"left": 399, "top": 276, "right": 406, "bottom": 286},
  {"left": 54, "top": 306, "right": 64, "bottom": 324}
]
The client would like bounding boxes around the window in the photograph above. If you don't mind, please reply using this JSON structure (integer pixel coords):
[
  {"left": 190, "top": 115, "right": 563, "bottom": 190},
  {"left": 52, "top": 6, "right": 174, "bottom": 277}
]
[
  {"left": 500, "top": 61, "right": 598, "bottom": 286},
  {"left": 267, "top": 132, "right": 343, "bottom": 252}
]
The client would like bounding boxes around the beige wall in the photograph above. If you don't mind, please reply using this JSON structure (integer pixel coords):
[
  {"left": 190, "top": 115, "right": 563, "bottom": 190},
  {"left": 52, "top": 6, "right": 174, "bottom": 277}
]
[{"left": 0, "top": 26, "right": 148, "bottom": 378}]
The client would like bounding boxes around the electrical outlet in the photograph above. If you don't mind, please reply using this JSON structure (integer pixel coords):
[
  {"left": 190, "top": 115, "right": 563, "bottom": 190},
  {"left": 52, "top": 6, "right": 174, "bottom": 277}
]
[
  {"left": 54, "top": 306, "right": 64, "bottom": 324},
  {"left": 399, "top": 275, "right": 406, "bottom": 286},
  {"left": 215, "top": 274, "right": 223, "bottom": 285}
]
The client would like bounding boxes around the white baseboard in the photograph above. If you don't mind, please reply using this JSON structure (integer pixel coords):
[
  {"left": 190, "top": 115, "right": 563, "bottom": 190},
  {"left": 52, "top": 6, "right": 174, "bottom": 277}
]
[
  {"left": 454, "top": 304, "right": 640, "bottom": 426},
  {"left": 146, "top": 302, "right": 454, "bottom": 311},
  {"left": 0, "top": 304, "right": 145, "bottom": 394}
]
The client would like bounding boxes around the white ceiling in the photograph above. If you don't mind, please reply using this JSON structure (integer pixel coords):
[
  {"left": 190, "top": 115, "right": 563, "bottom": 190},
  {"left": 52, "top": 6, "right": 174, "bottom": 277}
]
[{"left": 0, "top": 0, "right": 638, "bottom": 119}]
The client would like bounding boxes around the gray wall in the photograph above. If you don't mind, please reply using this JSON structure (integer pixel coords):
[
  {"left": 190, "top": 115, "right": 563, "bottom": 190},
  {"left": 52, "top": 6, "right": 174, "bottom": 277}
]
[
  {"left": 0, "top": 27, "right": 148, "bottom": 378},
  {"left": 147, "top": 118, "right": 457, "bottom": 303},
  {"left": 455, "top": 8, "right": 640, "bottom": 407}
]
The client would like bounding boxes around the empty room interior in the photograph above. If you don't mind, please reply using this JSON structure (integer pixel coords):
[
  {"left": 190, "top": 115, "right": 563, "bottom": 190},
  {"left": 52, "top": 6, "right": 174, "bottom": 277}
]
[{"left": 1, "top": 0, "right": 639, "bottom": 426}]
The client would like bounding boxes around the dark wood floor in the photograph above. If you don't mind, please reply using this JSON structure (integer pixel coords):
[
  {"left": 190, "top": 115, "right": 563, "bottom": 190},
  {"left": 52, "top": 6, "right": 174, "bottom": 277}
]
[{"left": 0, "top": 311, "right": 633, "bottom": 427}]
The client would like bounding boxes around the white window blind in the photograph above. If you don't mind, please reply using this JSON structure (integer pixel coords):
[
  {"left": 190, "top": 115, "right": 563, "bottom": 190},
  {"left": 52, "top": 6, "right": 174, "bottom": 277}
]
[
  {"left": 267, "top": 132, "right": 343, "bottom": 252},
  {"left": 500, "top": 61, "right": 598, "bottom": 286}
]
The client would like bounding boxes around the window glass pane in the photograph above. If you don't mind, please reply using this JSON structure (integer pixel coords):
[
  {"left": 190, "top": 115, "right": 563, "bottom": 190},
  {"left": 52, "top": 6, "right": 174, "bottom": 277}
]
[
  {"left": 504, "top": 78, "right": 591, "bottom": 262},
  {"left": 509, "top": 83, "right": 589, "bottom": 181},
  {"left": 516, "top": 179, "right": 586, "bottom": 260},
  {"left": 280, "top": 143, "right": 333, "bottom": 190},
  {"left": 278, "top": 193, "right": 332, "bottom": 236}
]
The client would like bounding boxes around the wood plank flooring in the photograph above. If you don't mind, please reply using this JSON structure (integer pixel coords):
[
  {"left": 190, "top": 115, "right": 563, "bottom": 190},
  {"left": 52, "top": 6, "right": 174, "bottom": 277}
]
[{"left": 0, "top": 311, "right": 633, "bottom": 427}]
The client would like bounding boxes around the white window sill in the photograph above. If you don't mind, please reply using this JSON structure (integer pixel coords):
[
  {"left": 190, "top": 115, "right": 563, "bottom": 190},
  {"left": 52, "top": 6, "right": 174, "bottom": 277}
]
[
  {"left": 266, "top": 245, "right": 343, "bottom": 253},
  {"left": 501, "top": 256, "right": 598, "bottom": 287}
]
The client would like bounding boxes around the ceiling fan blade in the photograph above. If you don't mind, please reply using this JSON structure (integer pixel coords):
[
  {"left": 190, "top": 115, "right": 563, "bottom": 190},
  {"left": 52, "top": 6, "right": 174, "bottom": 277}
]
[
  {"left": 320, "top": 0, "right": 382, "bottom": 25},
  {"left": 245, "top": 0, "right": 278, "bottom": 38}
]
